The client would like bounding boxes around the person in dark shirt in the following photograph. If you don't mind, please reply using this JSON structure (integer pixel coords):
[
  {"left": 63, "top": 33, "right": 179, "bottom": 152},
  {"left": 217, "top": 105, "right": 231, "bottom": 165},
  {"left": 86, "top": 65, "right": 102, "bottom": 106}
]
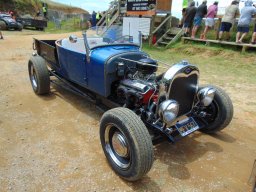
[
  {"left": 183, "top": 1, "right": 197, "bottom": 36},
  {"left": 191, "top": 0, "right": 207, "bottom": 38}
]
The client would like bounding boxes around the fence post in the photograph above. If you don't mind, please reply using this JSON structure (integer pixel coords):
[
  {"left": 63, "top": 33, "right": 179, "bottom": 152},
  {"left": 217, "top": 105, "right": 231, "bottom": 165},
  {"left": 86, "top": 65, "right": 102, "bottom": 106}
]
[{"left": 149, "top": 15, "right": 156, "bottom": 47}]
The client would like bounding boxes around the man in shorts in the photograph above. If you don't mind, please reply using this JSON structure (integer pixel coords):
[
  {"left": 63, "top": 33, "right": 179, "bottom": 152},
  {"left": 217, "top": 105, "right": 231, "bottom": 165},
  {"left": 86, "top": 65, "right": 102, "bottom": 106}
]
[
  {"left": 251, "top": 23, "right": 256, "bottom": 44},
  {"left": 183, "top": 1, "right": 197, "bottom": 37},
  {"left": 191, "top": 0, "right": 207, "bottom": 38},
  {"left": 200, "top": 1, "right": 218, "bottom": 40},
  {"left": 180, "top": 0, "right": 189, "bottom": 28},
  {"left": 236, "top": 0, "right": 256, "bottom": 43},
  {"left": 219, "top": 1, "right": 240, "bottom": 41}
]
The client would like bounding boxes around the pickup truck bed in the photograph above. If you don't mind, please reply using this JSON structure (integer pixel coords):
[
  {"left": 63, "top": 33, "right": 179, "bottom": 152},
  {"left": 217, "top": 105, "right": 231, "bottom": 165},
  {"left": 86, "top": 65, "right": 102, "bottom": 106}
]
[
  {"left": 17, "top": 18, "right": 47, "bottom": 30},
  {"left": 34, "top": 39, "right": 59, "bottom": 70}
]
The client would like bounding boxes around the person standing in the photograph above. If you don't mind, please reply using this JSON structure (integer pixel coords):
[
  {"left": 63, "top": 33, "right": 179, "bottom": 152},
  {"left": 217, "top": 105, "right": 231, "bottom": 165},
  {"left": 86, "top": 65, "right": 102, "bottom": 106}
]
[
  {"left": 91, "top": 11, "right": 97, "bottom": 29},
  {"left": 183, "top": 1, "right": 197, "bottom": 37},
  {"left": 219, "top": 1, "right": 240, "bottom": 41},
  {"left": 96, "top": 11, "right": 101, "bottom": 24},
  {"left": 179, "top": 0, "right": 189, "bottom": 28},
  {"left": 0, "top": 31, "right": 3, "bottom": 40},
  {"left": 251, "top": 3, "right": 256, "bottom": 44},
  {"left": 236, "top": 1, "right": 256, "bottom": 43},
  {"left": 251, "top": 22, "right": 256, "bottom": 44},
  {"left": 200, "top": 1, "right": 219, "bottom": 40},
  {"left": 43, "top": 5, "right": 47, "bottom": 18},
  {"left": 191, "top": 0, "right": 208, "bottom": 38}
]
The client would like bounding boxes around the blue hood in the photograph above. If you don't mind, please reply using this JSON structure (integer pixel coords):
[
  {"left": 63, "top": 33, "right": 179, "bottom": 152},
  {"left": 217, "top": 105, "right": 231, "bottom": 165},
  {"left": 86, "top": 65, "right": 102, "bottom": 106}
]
[{"left": 90, "top": 45, "right": 141, "bottom": 63}]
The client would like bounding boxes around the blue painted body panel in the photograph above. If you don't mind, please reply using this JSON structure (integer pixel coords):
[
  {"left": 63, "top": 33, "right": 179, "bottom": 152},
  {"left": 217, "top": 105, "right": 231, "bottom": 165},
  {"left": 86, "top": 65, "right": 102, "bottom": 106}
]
[
  {"left": 56, "top": 43, "right": 141, "bottom": 96},
  {"left": 56, "top": 45, "right": 87, "bottom": 86}
]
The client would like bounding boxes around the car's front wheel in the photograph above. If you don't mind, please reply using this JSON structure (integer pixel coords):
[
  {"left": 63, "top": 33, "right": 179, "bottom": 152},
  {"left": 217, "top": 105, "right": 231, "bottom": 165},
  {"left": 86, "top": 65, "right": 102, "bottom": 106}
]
[
  {"left": 199, "top": 85, "right": 233, "bottom": 133},
  {"left": 100, "top": 107, "right": 154, "bottom": 181}
]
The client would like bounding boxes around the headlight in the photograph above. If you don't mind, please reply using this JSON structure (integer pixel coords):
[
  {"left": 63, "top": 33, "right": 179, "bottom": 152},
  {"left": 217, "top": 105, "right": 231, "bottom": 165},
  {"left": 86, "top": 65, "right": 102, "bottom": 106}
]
[
  {"left": 198, "top": 87, "right": 216, "bottom": 107},
  {"left": 158, "top": 100, "right": 179, "bottom": 126}
]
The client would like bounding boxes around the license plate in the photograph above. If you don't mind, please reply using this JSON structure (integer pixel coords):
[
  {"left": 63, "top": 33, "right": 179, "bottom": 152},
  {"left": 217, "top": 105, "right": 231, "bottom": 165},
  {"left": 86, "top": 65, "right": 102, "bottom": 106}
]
[{"left": 175, "top": 117, "right": 199, "bottom": 137}]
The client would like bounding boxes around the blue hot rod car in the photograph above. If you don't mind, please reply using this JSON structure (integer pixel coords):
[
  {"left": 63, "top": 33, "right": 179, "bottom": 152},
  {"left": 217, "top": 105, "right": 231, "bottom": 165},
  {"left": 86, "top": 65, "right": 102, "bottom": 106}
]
[{"left": 28, "top": 27, "right": 233, "bottom": 181}]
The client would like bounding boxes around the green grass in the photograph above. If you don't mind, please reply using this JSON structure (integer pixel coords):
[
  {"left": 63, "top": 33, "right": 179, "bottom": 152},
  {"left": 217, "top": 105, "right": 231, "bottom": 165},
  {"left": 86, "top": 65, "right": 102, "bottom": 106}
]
[
  {"left": 45, "top": 18, "right": 87, "bottom": 34},
  {"left": 143, "top": 42, "right": 256, "bottom": 86},
  {"left": 0, "top": 0, "right": 87, "bottom": 15}
]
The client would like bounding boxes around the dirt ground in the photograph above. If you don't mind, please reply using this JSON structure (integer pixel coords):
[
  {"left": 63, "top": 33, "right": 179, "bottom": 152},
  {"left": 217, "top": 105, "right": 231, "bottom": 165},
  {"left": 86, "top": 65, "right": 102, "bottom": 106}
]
[{"left": 0, "top": 30, "right": 256, "bottom": 192}]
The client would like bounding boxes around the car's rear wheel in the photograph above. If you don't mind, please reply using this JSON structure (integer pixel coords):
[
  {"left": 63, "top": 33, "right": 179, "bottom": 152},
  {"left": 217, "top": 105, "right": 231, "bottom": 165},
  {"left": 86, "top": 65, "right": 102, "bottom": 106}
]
[
  {"left": 28, "top": 55, "right": 50, "bottom": 95},
  {"left": 199, "top": 85, "right": 233, "bottom": 133},
  {"left": 100, "top": 107, "right": 154, "bottom": 181}
]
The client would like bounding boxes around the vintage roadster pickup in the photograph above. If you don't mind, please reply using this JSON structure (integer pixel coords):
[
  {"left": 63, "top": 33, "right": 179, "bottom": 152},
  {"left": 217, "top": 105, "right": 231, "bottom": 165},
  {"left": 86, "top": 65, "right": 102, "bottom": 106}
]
[{"left": 28, "top": 27, "right": 233, "bottom": 181}]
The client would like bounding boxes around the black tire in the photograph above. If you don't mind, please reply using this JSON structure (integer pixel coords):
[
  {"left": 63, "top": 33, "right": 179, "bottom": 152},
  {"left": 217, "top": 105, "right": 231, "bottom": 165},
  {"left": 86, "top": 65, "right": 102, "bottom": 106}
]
[
  {"left": 17, "top": 23, "right": 23, "bottom": 31},
  {"left": 199, "top": 85, "right": 233, "bottom": 134},
  {"left": 0, "top": 21, "right": 7, "bottom": 30},
  {"left": 28, "top": 55, "right": 50, "bottom": 95},
  {"left": 100, "top": 107, "right": 154, "bottom": 181}
]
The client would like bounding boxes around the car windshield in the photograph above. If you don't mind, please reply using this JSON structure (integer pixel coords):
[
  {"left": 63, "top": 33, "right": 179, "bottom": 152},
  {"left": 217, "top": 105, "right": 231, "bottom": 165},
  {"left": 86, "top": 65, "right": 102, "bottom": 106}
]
[{"left": 85, "top": 25, "right": 142, "bottom": 49}]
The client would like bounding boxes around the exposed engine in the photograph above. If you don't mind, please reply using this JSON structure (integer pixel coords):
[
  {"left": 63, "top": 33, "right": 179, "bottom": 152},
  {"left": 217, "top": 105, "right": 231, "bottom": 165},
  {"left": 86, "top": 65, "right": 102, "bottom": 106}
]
[
  {"left": 115, "top": 58, "right": 215, "bottom": 131},
  {"left": 116, "top": 58, "right": 159, "bottom": 110}
]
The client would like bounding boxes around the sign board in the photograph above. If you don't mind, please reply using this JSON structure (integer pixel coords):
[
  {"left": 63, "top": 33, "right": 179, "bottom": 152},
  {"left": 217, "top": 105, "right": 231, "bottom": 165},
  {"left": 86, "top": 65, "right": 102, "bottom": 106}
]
[
  {"left": 127, "top": 0, "right": 156, "bottom": 16},
  {"left": 127, "top": 0, "right": 156, "bottom": 11},
  {"left": 123, "top": 17, "right": 151, "bottom": 42},
  {"left": 126, "top": 0, "right": 172, "bottom": 15}
]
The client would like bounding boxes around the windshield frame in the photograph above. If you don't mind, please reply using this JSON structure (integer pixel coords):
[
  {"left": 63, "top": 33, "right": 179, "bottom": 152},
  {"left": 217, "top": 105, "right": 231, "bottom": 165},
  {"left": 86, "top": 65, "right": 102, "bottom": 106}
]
[{"left": 83, "top": 26, "right": 143, "bottom": 50}]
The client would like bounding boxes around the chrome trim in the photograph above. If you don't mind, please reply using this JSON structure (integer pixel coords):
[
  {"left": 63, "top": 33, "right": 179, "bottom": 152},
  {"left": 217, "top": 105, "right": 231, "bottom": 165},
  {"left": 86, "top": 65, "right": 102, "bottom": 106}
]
[
  {"left": 82, "top": 32, "right": 91, "bottom": 63},
  {"left": 157, "top": 61, "right": 199, "bottom": 117},
  {"left": 158, "top": 100, "right": 179, "bottom": 126},
  {"left": 112, "top": 132, "right": 129, "bottom": 158},
  {"left": 138, "top": 31, "right": 142, "bottom": 51},
  {"left": 198, "top": 87, "right": 216, "bottom": 107},
  {"left": 30, "top": 65, "right": 38, "bottom": 89},
  {"left": 167, "top": 71, "right": 199, "bottom": 97},
  {"left": 104, "top": 124, "right": 130, "bottom": 169}
]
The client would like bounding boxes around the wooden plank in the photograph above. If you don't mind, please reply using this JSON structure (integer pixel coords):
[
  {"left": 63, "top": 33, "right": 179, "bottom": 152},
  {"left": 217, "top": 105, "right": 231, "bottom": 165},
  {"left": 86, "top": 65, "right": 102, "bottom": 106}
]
[
  {"left": 154, "top": 28, "right": 170, "bottom": 46},
  {"left": 166, "top": 28, "right": 184, "bottom": 47},
  {"left": 149, "top": 15, "right": 156, "bottom": 46},
  {"left": 182, "top": 37, "right": 256, "bottom": 48},
  {"left": 156, "top": 0, "right": 172, "bottom": 12},
  {"left": 152, "top": 14, "right": 172, "bottom": 34}
]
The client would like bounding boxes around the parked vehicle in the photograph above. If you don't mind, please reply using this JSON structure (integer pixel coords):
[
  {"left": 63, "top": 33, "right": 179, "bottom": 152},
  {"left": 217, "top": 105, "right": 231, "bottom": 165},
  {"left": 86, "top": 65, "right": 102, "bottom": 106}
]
[
  {"left": 16, "top": 17, "right": 47, "bottom": 31},
  {"left": 0, "top": 14, "right": 22, "bottom": 31},
  {"left": 28, "top": 26, "right": 233, "bottom": 181}
]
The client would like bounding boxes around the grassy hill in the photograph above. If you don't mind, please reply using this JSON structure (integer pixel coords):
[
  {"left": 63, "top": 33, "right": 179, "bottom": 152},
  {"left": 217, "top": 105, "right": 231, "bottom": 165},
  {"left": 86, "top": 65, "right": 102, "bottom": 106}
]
[
  {"left": 45, "top": 0, "right": 88, "bottom": 14},
  {"left": 0, "top": 0, "right": 88, "bottom": 15}
]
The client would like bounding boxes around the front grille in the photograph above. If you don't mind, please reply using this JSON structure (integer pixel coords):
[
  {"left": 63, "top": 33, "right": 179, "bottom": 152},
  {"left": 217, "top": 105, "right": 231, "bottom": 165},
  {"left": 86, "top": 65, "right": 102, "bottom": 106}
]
[{"left": 168, "top": 74, "right": 198, "bottom": 116}]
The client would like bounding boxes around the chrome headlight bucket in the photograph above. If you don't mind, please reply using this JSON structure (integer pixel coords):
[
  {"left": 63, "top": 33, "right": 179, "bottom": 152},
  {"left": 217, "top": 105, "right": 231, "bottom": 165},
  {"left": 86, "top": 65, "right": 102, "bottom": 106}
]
[
  {"left": 158, "top": 100, "right": 179, "bottom": 126},
  {"left": 198, "top": 87, "right": 216, "bottom": 107}
]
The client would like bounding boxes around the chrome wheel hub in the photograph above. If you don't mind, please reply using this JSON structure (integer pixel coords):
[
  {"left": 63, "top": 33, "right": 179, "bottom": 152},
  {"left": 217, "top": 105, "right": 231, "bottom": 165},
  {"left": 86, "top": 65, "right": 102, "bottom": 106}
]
[
  {"left": 105, "top": 125, "right": 130, "bottom": 169},
  {"left": 30, "top": 65, "right": 38, "bottom": 89},
  {"left": 112, "top": 132, "right": 128, "bottom": 158}
]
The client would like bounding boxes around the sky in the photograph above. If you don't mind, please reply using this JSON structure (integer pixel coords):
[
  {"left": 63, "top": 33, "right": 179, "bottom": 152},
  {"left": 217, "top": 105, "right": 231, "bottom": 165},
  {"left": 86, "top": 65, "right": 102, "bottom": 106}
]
[{"left": 52, "top": 0, "right": 247, "bottom": 18}]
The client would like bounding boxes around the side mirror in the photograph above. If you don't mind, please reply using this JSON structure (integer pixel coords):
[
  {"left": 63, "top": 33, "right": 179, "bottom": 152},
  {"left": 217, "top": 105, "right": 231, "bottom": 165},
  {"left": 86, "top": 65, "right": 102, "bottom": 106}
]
[{"left": 69, "top": 35, "right": 77, "bottom": 43}]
